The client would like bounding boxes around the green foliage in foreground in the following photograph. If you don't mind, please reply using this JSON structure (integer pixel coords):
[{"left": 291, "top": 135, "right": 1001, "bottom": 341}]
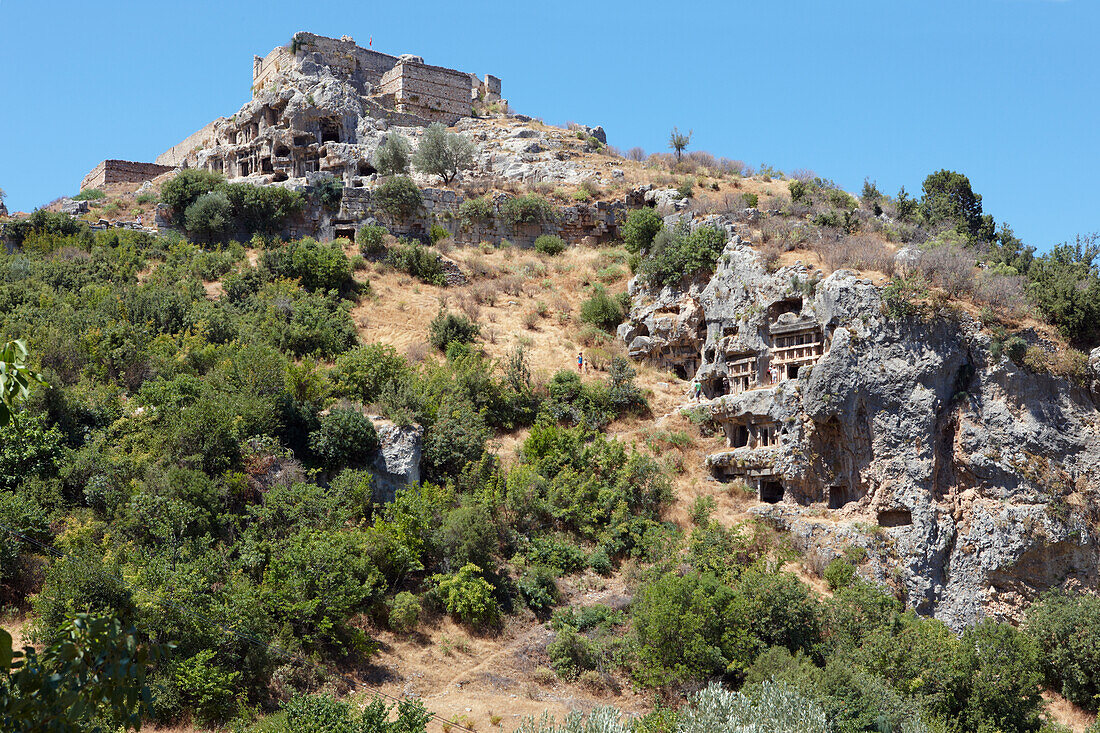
[{"left": 1, "top": 613, "right": 167, "bottom": 733}]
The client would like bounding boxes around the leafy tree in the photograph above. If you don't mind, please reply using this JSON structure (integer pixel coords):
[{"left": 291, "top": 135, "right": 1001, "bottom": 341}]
[
  {"left": 638, "top": 223, "right": 726, "bottom": 288},
  {"left": 668, "top": 126, "right": 693, "bottom": 162},
  {"left": 620, "top": 207, "right": 664, "bottom": 254},
  {"left": 1026, "top": 234, "right": 1100, "bottom": 345},
  {"left": 920, "top": 169, "right": 986, "bottom": 241},
  {"left": 282, "top": 692, "right": 431, "bottom": 733},
  {"left": 0, "top": 613, "right": 166, "bottom": 733},
  {"left": 630, "top": 571, "right": 753, "bottom": 687},
  {"left": 333, "top": 343, "right": 412, "bottom": 403},
  {"left": 184, "top": 190, "right": 233, "bottom": 242},
  {"left": 372, "top": 131, "right": 412, "bottom": 176},
  {"left": 412, "top": 122, "right": 475, "bottom": 183},
  {"left": 423, "top": 396, "right": 488, "bottom": 481}
]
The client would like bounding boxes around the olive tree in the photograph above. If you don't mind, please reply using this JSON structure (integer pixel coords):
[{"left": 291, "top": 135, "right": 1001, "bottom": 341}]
[{"left": 413, "top": 122, "right": 475, "bottom": 183}]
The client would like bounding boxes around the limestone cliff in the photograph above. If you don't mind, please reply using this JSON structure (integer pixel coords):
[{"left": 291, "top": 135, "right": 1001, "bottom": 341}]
[{"left": 620, "top": 239, "right": 1100, "bottom": 629}]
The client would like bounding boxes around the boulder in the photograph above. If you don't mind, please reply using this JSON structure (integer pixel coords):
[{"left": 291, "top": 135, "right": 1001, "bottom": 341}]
[{"left": 371, "top": 419, "right": 423, "bottom": 503}]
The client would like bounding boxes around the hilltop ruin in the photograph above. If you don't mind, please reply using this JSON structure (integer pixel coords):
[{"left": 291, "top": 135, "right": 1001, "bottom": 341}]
[{"left": 81, "top": 32, "right": 503, "bottom": 191}]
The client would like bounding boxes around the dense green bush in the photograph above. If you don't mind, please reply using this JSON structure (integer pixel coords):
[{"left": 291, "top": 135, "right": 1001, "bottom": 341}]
[
  {"left": 500, "top": 194, "right": 554, "bottom": 227},
  {"left": 824, "top": 558, "right": 856, "bottom": 591},
  {"left": 579, "top": 284, "right": 626, "bottom": 331},
  {"left": 386, "top": 240, "right": 445, "bottom": 285},
  {"left": 314, "top": 177, "right": 344, "bottom": 211},
  {"left": 282, "top": 693, "right": 430, "bottom": 733},
  {"left": 1026, "top": 591, "right": 1100, "bottom": 711},
  {"left": 373, "top": 176, "right": 422, "bottom": 220},
  {"left": 388, "top": 591, "right": 421, "bottom": 632},
  {"left": 534, "top": 234, "right": 566, "bottom": 255},
  {"left": 161, "top": 169, "right": 225, "bottom": 218},
  {"left": 184, "top": 190, "right": 233, "bottom": 243},
  {"left": 637, "top": 223, "right": 726, "bottom": 288},
  {"left": 308, "top": 408, "right": 379, "bottom": 470},
  {"left": 621, "top": 207, "right": 664, "bottom": 254},
  {"left": 332, "top": 343, "right": 412, "bottom": 403},
  {"left": 630, "top": 571, "right": 752, "bottom": 687},
  {"left": 431, "top": 563, "right": 500, "bottom": 629},
  {"left": 261, "top": 237, "right": 355, "bottom": 294},
  {"left": 428, "top": 309, "right": 479, "bottom": 349},
  {"left": 458, "top": 195, "right": 494, "bottom": 226},
  {"left": 356, "top": 223, "right": 387, "bottom": 256}
]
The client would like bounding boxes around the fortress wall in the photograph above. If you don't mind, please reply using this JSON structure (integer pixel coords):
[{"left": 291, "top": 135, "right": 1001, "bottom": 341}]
[
  {"left": 81, "top": 160, "right": 177, "bottom": 190},
  {"left": 157, "top": 119, "right": 221, "bottom": 167},
  {"left": 379, "top": 61, "right": 474, "bottom": 122}
]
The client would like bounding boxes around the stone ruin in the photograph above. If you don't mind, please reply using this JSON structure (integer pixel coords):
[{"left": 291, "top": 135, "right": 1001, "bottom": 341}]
[
  {"left": 154, "top": 32, "right": 502, "bottom": 184},
  {"left": 80, "top": 160, "right": 177, "bottom": 191},
  {"left": 620, "top": 237, "right": 1100, "bottom": 628}
]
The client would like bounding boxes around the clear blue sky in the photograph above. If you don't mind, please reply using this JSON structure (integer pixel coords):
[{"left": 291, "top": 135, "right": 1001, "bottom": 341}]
[{"left": 1, "top": 0, "right": 1095, "bottom": 251}]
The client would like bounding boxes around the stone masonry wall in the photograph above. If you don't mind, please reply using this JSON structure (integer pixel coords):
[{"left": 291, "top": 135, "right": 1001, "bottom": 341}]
[
  {"left": 81, "top": 160, "right": 177, "bottom": 190},
  {"left": 379, "top": 61, "right": 473, "bottom": 123},
  {"left": 303, "top": 187, "right": 635, "bottom": 247},
  {"left": 157, "top": 120, "right": 221, "bottom": 167}
]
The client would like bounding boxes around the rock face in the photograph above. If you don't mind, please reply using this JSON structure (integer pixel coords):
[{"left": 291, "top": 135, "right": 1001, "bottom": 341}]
[
  {"left": 371, "top": 419, "right": 423, "bottom": 503},
  {"left": 621, "top": 240, "right": 1100, "bottom": 629}
]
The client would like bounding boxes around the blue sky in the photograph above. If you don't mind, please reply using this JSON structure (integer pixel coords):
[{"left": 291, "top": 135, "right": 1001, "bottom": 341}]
[{"left": 1, "top": 0, "right": 1095, "bottom": 250}]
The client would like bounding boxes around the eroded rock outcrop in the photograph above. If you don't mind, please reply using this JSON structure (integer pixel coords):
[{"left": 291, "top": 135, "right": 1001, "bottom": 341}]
[
  {"left": 622, "top": 240, "right": 1100, "bottom": 629},
  {"left": 371, "top": 418, "right": 423, "bottom": 503}
]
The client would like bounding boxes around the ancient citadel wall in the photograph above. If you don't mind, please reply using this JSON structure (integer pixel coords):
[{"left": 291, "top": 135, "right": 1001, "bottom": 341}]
[
  {"left": 157, "top": 119, "right": 222, "bottom": 167},
  {"left": 81, "top": 160, "right": 177, "bottom": 190},
  {"left": 302, "top": 188, "right": 630, "bottom": 248},
  {"left": 379, "top": 61, "right": 473, "bottom": 123}
]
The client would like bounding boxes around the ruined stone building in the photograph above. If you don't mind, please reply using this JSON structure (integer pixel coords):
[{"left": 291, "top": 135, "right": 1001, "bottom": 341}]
[
  {"left": 80, "top": 32, "right": 502, "bottom": 192},
  {"left": 154, "top": 33, "right": 501, "bottom": 183}
]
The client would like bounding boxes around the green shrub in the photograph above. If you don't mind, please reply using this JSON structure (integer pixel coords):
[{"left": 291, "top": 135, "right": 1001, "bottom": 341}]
[
  {"left": 500, "top": 194, "right": 554, "bottom": 228},
  {"left": 73, "top": 188, "right": 106, "bottom": 201},
  {"left": 314, "top": 177, "right": 344, "bottom": 211},
  {"left": 423, "top": 396, "right": 488, "bottom": 481},
  {"left": 135, "top": 191, "right": 158, "bottom": 205},
  {"left": 1026, "top": 591, "right": 1100, "bottom": 711},
  {"left": 458, "top": 195, "right": 494, "bottom": 226},
  {"left": 386, "top": 241, "right": 445, "bottom": 285},
  {"left": 743, "top": 192, "right": 759, "bottom": 208},
  {"left": 308, "top": 408, "right": 380, "bottom": 470},
  {"left": 168, "top": 649, "right": 240, "bottom": 727},
  {"left": 676, "top": 180, "right": 694, "bottom": 199},
  {"left": 261, "top": 237, "right": 354, "bottom": 294},
  {"left": 824, "top": 558, "right": 856, "bottom": 591},
  {"left": 630, "top": 571, "right": 752, "bottom": 687},
  {"left": 788, "top": 179, "right": 809, "bottom": 203},
  {"left": 547, "top": 625, "right": 598, "bottom": 680},
  {"left": 579, "top": 284, "right": 626, "bottom": 332},
  {"left": 620, "top": 207, "right": 664, "bottom": 254},
  {"left": 412, "top": 122, "right": 475, "bottom": 183},
  {"left": 220, "top": 182, "right": 303, "bottom": 235},
  {"left": 432, "top": 563, "right": 500, "bottom": 629},
  {"left": 184, "top": 190, "right": 233, "bottom": 242},
  {"left": 1004, "top": 335, "right": 1028, "bottom": 362},
  {"left": 371, "top": 131, "right": 411, "bottom": 176},
  {"left": 534, "top": 234, "right": 566, "bottom": 256},
  {"left": 518, "top": 565, "right": 561, "bottom": 615},
  {"left": 589, "top": 549, "right": 612, "bottom": 576},
  {"left": 332, "top": 343, "right": 411, "bottom": 403},
  {"left": 429, "top": 223, "right": 449, "bottom": 244},
  {"left": 637, "top": 223, "right": 726, "bottom": 288},
  {"left": 389, "top": 591, "right": 421, "bottom": 632},
  {"left": 373, "top": 176, "right": 422, "bottom": 220},
  {"left": 356, "top": 223, "right": 387, "bottom": 256},
  {"left": 428, "top": 309, "right": 479, "bottom": 349},
  {"left": 161, "top": 169, "right": 224, "bottom": 218}
]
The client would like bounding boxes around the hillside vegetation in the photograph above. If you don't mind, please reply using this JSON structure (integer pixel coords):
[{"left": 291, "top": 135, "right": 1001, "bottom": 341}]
[{"left": 1, "top": 128, "right": 1099, "bottom": 733}]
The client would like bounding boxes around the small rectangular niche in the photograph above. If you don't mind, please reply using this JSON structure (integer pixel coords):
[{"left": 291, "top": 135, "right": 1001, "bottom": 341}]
[{"left": 877, "top": 509, "right": 913, "bottom": 527}]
